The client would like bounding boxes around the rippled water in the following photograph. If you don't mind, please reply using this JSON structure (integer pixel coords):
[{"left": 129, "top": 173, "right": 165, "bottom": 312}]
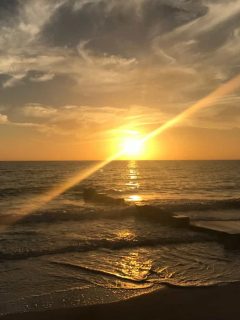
[{"left": 1, "top": 160, "right": 240, "bottom": 315}]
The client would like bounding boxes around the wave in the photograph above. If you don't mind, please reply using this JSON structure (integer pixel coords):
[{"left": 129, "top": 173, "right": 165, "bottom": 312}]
[
  {"left": 1, "top": 198, "right": 240, "bottom": 226},
  {"left": 0, "top": 233, "right": 211, "bottom": 262},
  {"left": 2, "top": 183, "right": 240, "bottom": 227},
  {"left": 50, "top": 260, "right": 150, "bottom": 283},
  {"left": 0, "top": 186, "right": 47, "bottom": 198}
]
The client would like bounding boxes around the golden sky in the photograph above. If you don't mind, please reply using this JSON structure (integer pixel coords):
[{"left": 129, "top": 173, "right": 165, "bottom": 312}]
[{"left": 0, "top": 0, "right": 240, "bottom": 160}]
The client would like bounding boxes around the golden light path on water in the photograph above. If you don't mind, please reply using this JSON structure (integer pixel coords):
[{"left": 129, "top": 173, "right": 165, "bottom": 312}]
[
  {"left": 13, "top": 151, "right": 124, "bottom": 218},
  {"left": 6, "top": 73, "right": 240, "bottom": 222}
]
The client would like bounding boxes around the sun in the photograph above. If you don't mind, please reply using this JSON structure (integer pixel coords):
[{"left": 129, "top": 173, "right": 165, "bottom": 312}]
[{"left": 122, "top": 137, "right": 144, "bottom": 158}]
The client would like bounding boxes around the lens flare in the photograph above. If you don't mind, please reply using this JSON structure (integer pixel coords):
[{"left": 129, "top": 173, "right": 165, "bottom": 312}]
[
  {"left": 5, "top": 73, "right": 240, "bottom": 224},
  {"left": 8, "top": 151, "right": 123, "bottom": 223},
  {"left": 142, "top": 74, "right": 240, "bottom": 143}
]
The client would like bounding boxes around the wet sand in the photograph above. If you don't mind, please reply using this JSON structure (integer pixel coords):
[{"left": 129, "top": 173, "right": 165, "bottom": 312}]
[{"left": 3, "top": 283, "right": 240, "bottom": 320}]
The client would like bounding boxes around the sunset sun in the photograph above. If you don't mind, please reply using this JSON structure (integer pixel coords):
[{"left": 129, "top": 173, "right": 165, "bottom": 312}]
[{"left": 122, "top": 137, "right": 145, "bottom": 158}]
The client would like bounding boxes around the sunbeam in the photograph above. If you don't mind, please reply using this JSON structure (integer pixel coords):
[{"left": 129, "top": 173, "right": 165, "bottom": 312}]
[
  {"left": 7, "top": 151, "right": 123, "bottom": 223},
  {"left": 142, "top": 74, "right": 240, "bottom": 143},
  {"left": 4, "top": 74, "right": 240, "bottom": 224}
]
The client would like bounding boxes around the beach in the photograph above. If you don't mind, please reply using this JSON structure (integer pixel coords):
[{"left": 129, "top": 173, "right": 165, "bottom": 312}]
[
  {"left": 1, "top": 161, "right": 240, "bottom": 319},
  {"left": 3, "top": 283, "right": 240, "bottom": 320}
]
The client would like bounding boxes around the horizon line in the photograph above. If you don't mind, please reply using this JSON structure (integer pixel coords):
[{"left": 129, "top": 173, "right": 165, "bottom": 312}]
[{"left": 1, "top": 159, "right": 240, "bottom": 162}]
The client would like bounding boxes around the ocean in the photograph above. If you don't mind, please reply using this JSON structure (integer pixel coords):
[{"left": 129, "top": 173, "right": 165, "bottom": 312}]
[{"left": 1, "top": 160, "right": 240, "bottom": 316}]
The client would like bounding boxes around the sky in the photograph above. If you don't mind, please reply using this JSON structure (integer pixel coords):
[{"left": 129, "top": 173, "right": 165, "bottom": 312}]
[{"left": 0, "top": 0, "right": 240, "bottom": 160}]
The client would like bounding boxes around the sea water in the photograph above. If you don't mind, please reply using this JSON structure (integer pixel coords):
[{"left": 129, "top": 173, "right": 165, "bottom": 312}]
[{"left": 1, "top": 160, "right": 240, "bottom": 315}]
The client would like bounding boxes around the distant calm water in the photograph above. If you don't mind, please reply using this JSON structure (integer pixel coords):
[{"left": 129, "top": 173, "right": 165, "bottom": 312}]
[{"left": 1, "top": 160, "right": 240, "bottom": 316}]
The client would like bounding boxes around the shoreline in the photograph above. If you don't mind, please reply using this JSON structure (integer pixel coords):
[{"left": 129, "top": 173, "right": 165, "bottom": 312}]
[{"left": 3, "top": 283, "right": 240, "bottom": 320}]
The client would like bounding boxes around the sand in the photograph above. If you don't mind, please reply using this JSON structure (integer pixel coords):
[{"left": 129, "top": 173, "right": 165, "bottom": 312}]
[{"left": 2, "top": 283, "right": 240, "bottom": 320}]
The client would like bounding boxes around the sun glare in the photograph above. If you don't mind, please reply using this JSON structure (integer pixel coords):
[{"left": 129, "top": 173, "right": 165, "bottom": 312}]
[{"left": 122, "top": 137, "right": 144, "bottom": 158}]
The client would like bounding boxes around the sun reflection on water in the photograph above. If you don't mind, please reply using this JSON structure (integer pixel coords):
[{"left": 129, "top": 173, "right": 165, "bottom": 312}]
[
  {"left": 127, "top": 195, "right": 143, "bottom": 202},
  {"left": 117, "top": 251, "right": 152, "bottom": 282},
  {"left": 127, "top": 161, "right": 139, "bottom": 185},
  {"left": 114, "top": 230, "right": 152, "bottom": 283},
  {"left": 125, "top": 161, "right": 143, "bottom": 203},
  {"left": 116, "top": 230, "right": 135, "bottom": 241}
]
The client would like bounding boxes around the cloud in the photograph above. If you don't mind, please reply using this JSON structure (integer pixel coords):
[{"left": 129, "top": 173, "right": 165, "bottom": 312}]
[
  {"left": 41, "top": 0, "right": 207, "bottom": 57},
  {"left": 0, "top": 0, "right": 239, "bottom": 140},
  {"left": 10, "top": 102, "right": 169, "bottom": 140},
  {"left": 0, "top": 113, "right": 8, "bottom": 124},
  {"left": 0, "top": 0, "right": 19, "bottom": 20},
  {"left": 29, "top": 72, "right": 55, "bottom": 82},
  {"left": 0, "top": 0, "right": 64, "bottom": 88},
  {"left": 23, "top": 104, "right": 57, "bottom": 118}
]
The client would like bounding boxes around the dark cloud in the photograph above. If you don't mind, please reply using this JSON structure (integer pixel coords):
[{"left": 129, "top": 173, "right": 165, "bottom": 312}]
[
  {"left": 0, "top": 74, "right": 76, "bottom": 108},
  {"left": 0, "top": 0, "right": 19, "bottom": 11},
  {"left": 0, "top": 74, "right": 11, "bottom": 86},
  {"left": 0, "top": 0, "right": 19, "bottom": 20},
  {"left": 142, "top": 0, "right": 207, "bottom": 31},
  {"left": 41, "top": 0, "right": 207, "bottom": 57}
]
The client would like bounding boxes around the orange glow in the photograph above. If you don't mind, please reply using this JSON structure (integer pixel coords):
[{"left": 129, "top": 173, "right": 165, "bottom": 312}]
[
  {"left": 122, "top": 137, "right": 145, "bottom": 157},
  {"left": 5, "top": 73, "right": 240, "bottom": 222}
]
